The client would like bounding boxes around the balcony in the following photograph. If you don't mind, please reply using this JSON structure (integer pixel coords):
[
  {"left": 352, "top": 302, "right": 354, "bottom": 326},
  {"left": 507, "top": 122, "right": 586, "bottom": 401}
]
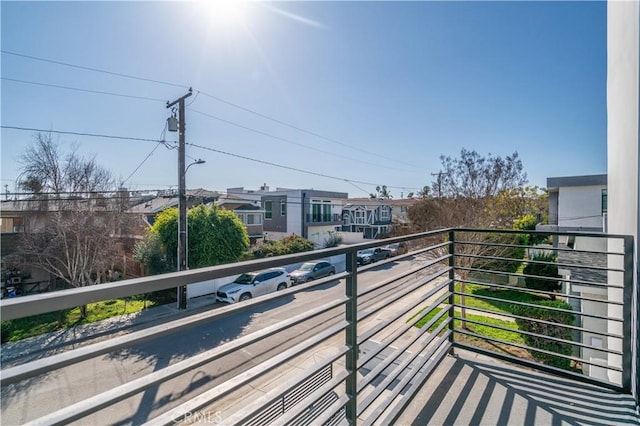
[
  {"left": 306, "top": 213, "right": 342, "bottom": 225},
  {"left": 1, "top": 229, "right": 638, "bottom": 424}
]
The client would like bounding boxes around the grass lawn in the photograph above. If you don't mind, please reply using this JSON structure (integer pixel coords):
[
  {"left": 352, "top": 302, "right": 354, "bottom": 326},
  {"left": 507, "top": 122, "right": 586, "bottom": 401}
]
[{"left": 1, "top": 298, "right": 161, "bottom": 343}]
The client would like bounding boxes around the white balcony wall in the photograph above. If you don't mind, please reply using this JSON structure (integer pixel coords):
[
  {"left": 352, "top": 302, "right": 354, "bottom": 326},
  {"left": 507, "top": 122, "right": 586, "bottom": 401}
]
[{"left": 606, "top": 0, "right": 639, "bottom": 387}]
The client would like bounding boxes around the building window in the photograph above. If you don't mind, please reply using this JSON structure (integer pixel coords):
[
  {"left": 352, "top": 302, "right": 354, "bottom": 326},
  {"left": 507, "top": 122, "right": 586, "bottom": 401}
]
[
  {"left": 311, "top": 200, "right": 333, "bottom": 222},
  {"left": 355, "top": 209, "right": 365, "bottom": 224},
  {"left": 280, "top": 200, "right": 286, "bottom": 216},
  {"left": 602, "top": 189, "right": 607, "bottom": 215},
  {"left": 380, "top": 205, "right": 390, "bottom": 220},
  {"left": 265, "top": 201, "right": 272, "bottom": 219}
]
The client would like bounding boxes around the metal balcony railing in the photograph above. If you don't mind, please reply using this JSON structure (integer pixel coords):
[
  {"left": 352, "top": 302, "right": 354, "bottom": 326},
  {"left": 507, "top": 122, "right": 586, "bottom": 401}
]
[
  {"left": 305, "top": 213, "right": 341, "bottom": 224},
  {"left": 0, "top": 229, "right": 637, "bottom": 425}
]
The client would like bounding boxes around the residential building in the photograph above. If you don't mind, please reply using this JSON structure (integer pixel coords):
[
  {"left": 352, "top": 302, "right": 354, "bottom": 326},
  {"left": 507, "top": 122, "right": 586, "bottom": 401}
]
[
  {"left": 216, "top": 191, "right": 265, "bottom": 245},
  {"left": 0, "top": 193, "right": 138, "bottom": 296},
  {"left": 386, "top": 197, "right": 419, "bottom": 231},
  {"left": 260, "top": 188, "right": 348, "bottom": 247},
  {"left": 126, "top": 188, "right": 219, "bottom": 226},
  {"left": 341, "top": 198, "right": 393, "bottom": 239},
  {"left": 547, "top": 174, "right": 607, "bottom": 232}
]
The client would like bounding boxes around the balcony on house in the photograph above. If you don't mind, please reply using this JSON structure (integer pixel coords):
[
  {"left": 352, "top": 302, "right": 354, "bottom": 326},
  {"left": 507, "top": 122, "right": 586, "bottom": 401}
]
[
  {"left": 306, "top": 212, "right": 342, "bottom": 225},
  {"left": 1, "top": 229, "right": 638, "bottom": 425}
]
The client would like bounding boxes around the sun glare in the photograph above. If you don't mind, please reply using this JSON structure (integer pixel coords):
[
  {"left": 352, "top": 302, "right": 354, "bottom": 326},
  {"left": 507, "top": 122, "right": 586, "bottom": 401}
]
[{"left": 202, "top": 0, "right": 251, "bottom": 29}]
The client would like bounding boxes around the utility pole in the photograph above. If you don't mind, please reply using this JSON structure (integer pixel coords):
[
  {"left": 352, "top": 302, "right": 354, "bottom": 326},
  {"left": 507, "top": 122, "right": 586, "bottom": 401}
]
[{"left": 167, "top": 88, "right": 192, "bottom": 310}]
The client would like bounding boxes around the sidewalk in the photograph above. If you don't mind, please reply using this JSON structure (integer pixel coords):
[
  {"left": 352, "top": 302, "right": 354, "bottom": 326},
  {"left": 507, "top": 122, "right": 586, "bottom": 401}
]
[{"left": 1, "top": 293, "right": 220, "bottom": 364}]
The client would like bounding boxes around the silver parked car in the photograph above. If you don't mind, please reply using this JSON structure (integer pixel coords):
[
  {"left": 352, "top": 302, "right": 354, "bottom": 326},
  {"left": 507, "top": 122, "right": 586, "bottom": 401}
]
[
  {"left": 289, "top": 261, "right": 336, "bottom": 284},
  {"left": 216, "top": 268, "right": 291, "bottom": 304}
]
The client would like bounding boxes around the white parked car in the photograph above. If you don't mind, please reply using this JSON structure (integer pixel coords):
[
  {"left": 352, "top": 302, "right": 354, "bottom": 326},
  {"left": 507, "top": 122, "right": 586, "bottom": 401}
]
[{"left": 216, "top": 268, "right": 291, "bottom": 304}]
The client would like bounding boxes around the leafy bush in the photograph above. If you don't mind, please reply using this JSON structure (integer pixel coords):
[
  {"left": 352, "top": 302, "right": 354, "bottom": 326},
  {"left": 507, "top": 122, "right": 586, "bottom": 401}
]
[
  {"left": 512, "top": 300, "right": 574, "bottom": 370},
  {"left": 133, "top": 232, "right": 171, "bottom": 275},
  {"left": 251, "top": 235, "right": 315, "bottom": 258},
  {"left": 523, "top": 253, "right": 560, "bottom": 296},
  {"left": 323, "top": 232, "right": 343, "bottom": 248}
]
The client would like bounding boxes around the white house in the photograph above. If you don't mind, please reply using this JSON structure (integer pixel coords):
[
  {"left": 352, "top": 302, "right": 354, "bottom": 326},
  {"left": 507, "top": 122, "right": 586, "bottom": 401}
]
[{"left": 547, "top": 174, "right": 607, "bottom": 232}]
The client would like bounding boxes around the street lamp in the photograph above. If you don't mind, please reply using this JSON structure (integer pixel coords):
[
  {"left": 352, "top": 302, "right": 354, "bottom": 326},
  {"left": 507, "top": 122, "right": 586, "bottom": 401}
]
[
  {"left": 177, "top": 158, "right": 205, "bottom": 310},
  {"left": 184, "top": 159, "right": 206, "bottom": 271}
]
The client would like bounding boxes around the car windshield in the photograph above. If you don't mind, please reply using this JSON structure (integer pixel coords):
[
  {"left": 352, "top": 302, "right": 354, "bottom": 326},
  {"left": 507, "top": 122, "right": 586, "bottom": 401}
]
[
  {"left": 233, "top": 273, "right": 257, "bottom": 284},
  {"left": 298, "top": 263, "right": 315, "bottom": 271},
  {"left": 358, "top": 249, "right": 374, "bottom": 256}
]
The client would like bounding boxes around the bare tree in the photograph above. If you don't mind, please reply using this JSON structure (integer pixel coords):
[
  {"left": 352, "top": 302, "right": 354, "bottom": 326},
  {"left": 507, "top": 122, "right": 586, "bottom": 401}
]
[
  {"left": 15, "top": 133, "right": 126, "bottom": 317},
  {"left": 18, "top": 132, "right": 113, "bottom": 196},
  {"left": 410, "top": 150, "right": 530, "bottom": 323}
]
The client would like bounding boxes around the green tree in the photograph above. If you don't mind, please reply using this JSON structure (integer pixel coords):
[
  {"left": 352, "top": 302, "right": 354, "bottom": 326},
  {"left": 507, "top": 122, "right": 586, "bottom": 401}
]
[
  {"left": 369, "top": 185, "right": 393, "bottom": 199},
  {"left": 149, "top": 204, "right": 249, "bottom": 270},
  {"left": 514, "top": 213, "right": 549, "bottom": 245}
]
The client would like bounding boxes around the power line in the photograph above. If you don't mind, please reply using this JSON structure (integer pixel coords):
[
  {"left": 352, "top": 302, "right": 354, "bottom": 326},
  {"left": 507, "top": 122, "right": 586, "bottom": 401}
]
[
  {"left": 1, "top": 125, "right": 172, "bottom": 145},
  {"left": 189, "top": 108, "right": 408, "bottom": 172},
  {"left": 197, "top": 90, "right": 426, "bottom": 170},
  {"left": 1, "top": 49, "right": 187, "bottom": 89},
  {"left": 187, "top": 141, "right": 421, "bottom": 192},
  {"left": 2, "top": 124, "right": 421, "bottom": 192},
  {"left": 1, "top": 77, "right": 166, "bottom": 102},
  {"left": 3, "top": 49, "right": 424, "bottom": 170}
]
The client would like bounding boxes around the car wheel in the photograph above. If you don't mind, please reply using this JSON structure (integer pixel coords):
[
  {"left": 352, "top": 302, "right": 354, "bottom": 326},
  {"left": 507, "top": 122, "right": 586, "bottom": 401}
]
[
  {"left": 329, "top": 271, "right": 335, "bottom": 275},
  {"left": 239, "top": 293, "right": 252, "bottom": 302},
  {"left": 277, "top": 283, "right": 287, "bottom": 291}
]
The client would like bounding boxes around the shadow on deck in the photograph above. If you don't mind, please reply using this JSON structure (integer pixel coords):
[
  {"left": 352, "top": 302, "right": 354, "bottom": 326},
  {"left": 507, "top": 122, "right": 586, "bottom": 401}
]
[{"left": 398, "top": 350, "right": 640, "bottom": 426}]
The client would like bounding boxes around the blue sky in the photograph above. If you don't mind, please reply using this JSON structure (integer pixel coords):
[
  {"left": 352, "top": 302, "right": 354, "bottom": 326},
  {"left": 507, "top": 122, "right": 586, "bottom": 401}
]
[{"left": 1, "top": 1, "right": 607, "bottom": 198}]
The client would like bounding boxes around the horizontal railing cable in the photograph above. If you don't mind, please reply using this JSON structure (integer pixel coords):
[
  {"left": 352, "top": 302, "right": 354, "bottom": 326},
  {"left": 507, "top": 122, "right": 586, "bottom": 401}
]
[
  {"left": 455, "top": 328, "right": 623, "bottom": 372},
  {"left": 358, "top": 268, "right": 450, "bottom": 323},
  {"left": 455, "top": 315, "right": 624, "bottom": 356},
  {"left": 357, "top": 306, "right": 450, "bottom": 385},
  {"left": 457, "top": 252, "right": 623, "bottom": 273},
  {"left": 454, "top": 239, "right": 625, "bottom": 257},
  {"left": 377, "top": 341, "right": 451, "bottom": 425},
  {"left": 269, "top": 370, "right": 349, "bottom": 426},
  {"left": 1, "top": 294, "right": 348, "bottom": 385},
  {"left": 457, "top": 277, "right": 625, "bottom": 306},
  {"left": 145, "top": 321, "right": 349, "bottom": 426},
  {"left": 365, "top": 336, "right": 452, "bottom": 426},
  {"left": 357, "top": 255, "right": 450, "bottom": 299},
  {"left": 453, "top": 291, "right": 624, "bottom": 322},
  {"left": 454, "top": 342, "right": 626, "bottom": 392},
  {"left": 452, "top": 303, "right": 624, "bottom": 340},
  {"left": 456, "top": 266, "right": 622, "bottom": 289},
  {"left": 223, "top": 349, "right": 348, "bottom": 425},
  {"left": 358, "top": 279, "right": 451, "bottom": 346},
  {"left": 358, "top": 327, "right": 451, "bottom": 419},
  {"left": 21, "top": 299, "right": 349, "bottom": 425}
]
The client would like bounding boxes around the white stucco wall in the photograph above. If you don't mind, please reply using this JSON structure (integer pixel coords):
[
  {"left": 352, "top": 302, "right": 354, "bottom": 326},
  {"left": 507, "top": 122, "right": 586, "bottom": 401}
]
[
  {"left": 286, "top": 192, "right": 303, "bottom": 235},
  {"left": 558, "top": 186, "right": 606, "bottom": 229},
  {"left": 606, "top": 0, "right": 639, "bottom": 387}
]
